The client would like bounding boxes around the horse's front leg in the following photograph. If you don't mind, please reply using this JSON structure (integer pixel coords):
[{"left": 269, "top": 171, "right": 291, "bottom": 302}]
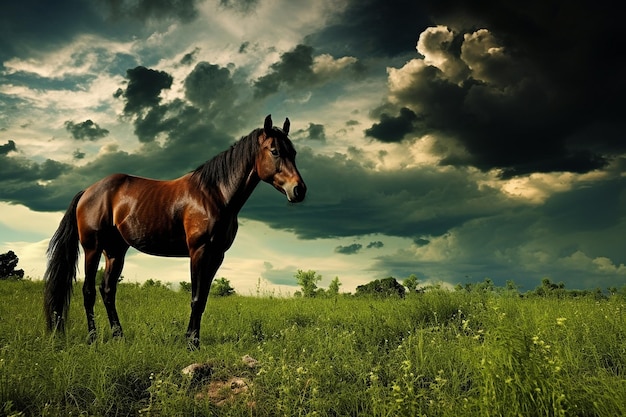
[{"left": 186, "top": 244, "right": 224, "bottom": 349}]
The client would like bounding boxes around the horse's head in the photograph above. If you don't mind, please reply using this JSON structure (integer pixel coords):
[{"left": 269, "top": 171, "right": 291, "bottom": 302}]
[{"left": 256, "top": 115, "right": 307, "bottom": 203}]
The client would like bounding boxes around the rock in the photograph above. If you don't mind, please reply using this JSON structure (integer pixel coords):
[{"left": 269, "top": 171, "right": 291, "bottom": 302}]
[
  {"left": 241, "top": 354, "right": 259, "bottom": 368},
  {"left": 181, "top": 362, "right": 213, "bottom": 384}
]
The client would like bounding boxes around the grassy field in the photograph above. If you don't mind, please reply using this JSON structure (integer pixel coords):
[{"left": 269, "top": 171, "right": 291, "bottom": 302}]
[{"left": 1, "top": 279, "right": 625, "bottom": 416}]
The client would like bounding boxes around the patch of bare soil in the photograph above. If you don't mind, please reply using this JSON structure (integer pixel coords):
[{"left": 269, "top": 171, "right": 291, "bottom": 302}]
[
  {"left": 199, "top": 377, "right": 250, "bottom": 407},
  {"left": 183, "top": 355, "right": 259, "bottom": 408}
]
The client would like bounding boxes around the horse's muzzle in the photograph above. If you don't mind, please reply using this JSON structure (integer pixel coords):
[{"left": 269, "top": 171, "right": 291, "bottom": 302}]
[
  {"left": 292, "top": 184, "right": 306, "bottom": 202},
  {"left": 283, "top": 182, "right": 306, "bottom": 203}
]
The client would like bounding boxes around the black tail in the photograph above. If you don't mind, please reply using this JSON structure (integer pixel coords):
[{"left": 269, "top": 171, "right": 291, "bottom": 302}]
[{"left": 43, "top": 190, "right": 84, "bottom": 332}]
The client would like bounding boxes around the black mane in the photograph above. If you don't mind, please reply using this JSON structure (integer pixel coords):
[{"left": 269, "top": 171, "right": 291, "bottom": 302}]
[
  {"left": 191, "top": 129, "right": 262, "bottom": 190},
  {"left": 191, "top": 127, "right": 297, "bottom": 192}
]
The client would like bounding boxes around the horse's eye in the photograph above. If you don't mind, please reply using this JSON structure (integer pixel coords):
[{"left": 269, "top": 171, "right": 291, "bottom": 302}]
[{"left": 270, "top": 148, "right": 279, "bottom": 157}]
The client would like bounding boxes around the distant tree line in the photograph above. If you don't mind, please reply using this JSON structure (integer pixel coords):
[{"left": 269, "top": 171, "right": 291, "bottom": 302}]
[
  {"left": 454, "top": 277, "right": 618, "bottom": 300},
  {"left": 3, "top": 249, "right": 624, "bottom": 300},
  {"left": 293, "top": 270, "right": 625, "bottom": 300}
]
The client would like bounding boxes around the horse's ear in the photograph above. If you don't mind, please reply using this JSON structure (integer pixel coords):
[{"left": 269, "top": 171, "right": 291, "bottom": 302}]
[
  {"left": 264, "top": 115, "right": 272, "bottom": 134},
  {"left": 283, "top": 118, "right": 290, "bottom": 135}
]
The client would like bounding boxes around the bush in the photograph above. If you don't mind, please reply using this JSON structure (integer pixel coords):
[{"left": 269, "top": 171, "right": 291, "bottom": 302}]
[
  {"left": 0, "top": 251, "right": 24, "bottom": 280},
  {"left": 210, "top": 277, "right": 236, "bottom": 297},
  {"left": 355, "top": 277, "right": 405, "bottom": 298}
]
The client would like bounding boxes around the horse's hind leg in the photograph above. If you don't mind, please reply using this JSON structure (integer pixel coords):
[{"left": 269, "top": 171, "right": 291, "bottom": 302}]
[
  {"left": 100, "top": 245, "right": 128, "bottom": 338},
  {"left": 83, "top": 247, "right": 102, "bottom": 343}
]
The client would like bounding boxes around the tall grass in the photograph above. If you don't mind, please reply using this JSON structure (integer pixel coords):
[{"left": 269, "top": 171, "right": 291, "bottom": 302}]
[{"left": 1, "top": 280, "right": 625, "bottom": 416}]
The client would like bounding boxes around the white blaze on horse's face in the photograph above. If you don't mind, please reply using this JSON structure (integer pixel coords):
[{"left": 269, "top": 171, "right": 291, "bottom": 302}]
[{"left": 257, "top": 116, "right": 307, "bottom": 203}]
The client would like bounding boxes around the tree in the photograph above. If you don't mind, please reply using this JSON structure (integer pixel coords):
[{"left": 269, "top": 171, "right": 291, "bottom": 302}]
[
  {"left": 533, "top": 278, "right": 565, "bottom": 297},
  {"left": 505, "top": 280, "right": 519, "bottom": 292},
  {"left": 403, "top": 274, "right": 420, "bottom": 293},
  {"left": 210, "top": 277, "right": 236, "bottom": 297},
  {"left": 0, "top": 251, "right": 24, "bottom": 280},
  {"left": 295, "top": 269, "right": 322, "bottom": 298},
  {"left": 356, "top": 277, "right": 405, "bottom": 298},
  {"left": 328, "top": 276, "right": 342, "bottom": 296}
]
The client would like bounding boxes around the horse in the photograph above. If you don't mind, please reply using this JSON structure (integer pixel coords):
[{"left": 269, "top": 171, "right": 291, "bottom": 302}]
[{"left": 43, "top": 115, "right": 306, "bottom": 348}]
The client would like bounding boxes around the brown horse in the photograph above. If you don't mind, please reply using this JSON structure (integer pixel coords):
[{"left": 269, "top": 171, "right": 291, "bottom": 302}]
[{"left": 43, "top": 115, "right": 306, "bottom": 347}]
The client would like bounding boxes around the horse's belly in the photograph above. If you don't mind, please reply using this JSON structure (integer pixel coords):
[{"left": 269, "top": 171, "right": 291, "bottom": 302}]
[
  {"left": 131, "top": 238, "right": 190, "bottom": 257},
  {"left": 118, "top": 219, "right": 190, "bottom": 257}
]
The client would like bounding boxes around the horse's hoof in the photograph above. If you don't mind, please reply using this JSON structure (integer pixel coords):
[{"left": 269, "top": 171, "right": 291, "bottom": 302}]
[
  {"left": 187, "top": 338, "right": 200, "bottom": 351},
  {"left": 112, "top": 326, "right": 124, "bottom": 339}
]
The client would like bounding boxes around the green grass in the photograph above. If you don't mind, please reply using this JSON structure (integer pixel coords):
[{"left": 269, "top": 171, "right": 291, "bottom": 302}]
[{"left": 1, "top": 279, "right": 625, "bottom": 416}]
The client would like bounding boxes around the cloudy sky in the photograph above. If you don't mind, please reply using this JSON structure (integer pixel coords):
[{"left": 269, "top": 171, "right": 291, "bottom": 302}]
[{"left": 1, "top": 0, "right": 624, "bottom": 294}]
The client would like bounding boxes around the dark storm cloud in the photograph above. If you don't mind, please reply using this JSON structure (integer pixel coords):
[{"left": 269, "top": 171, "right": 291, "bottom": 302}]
[
  {"left": 0, "top": 145, "right": 73, "bottom": 210},
  {"left": 184, "top": 62, "right": 236, "bottom": 110},
  {"left": 244, "top": 148, "right": 511, "bottom": 240},
  {"left": 239, "top": 42, "right": 250, "bottom": 54},
  {"left": 352, "top": 0, "right": 625, "bottom": 178},
  {"left": 0, "top": 140, "right": 17, "bottom": 155},
  {"left": 335, "top": 243, "right": 363, "bottom": 255},
  {"left": 373, "top": 176, "right": 626, "bottom": 289},
  {"left": 367, "top": 241, "right": 384, "bottom": 249},
  {"left": 254, "top": 45, "right": 315, "bottom": 98},
  {"left": 253, "top": 44, "right": 362, "bottom": 98},
  {"left": 123, "top": 62, "right": 244, "bottom": 143},
  {"left": 0, "top": 0, "right": 196, "bottom": 63},
  {"left": 132, "top": 103, "right": 184, "bottom": 143},
  {"left": 122, "top": 66, "right": 173, "bottom": 115},
  {"left": 0, "top": 148, "right": 68, "bottom": 182},
  {"left": 116, "top": 66, "right": 184, "bottom": 143},
  {"left": 365, "top": 107, "right": 420, "bottom": 142},
  {"left": 414, "top": 238, "right": 429, "bottom": 247},
  {"left": 65, "top": 120, "right": 110, "bottom": 141},
  {"left": 129, "top": 93, "right": 236, "bottom": 148},
  {"left": 305, "top": 0, "right": 429, "bottom": 58},
  {"left": 179, "top": 47, "right": 200, "bottom": 66},
  {"left": 0, "top": 0, "right": 104, "bottom": 61},
  {"left": 303, "top": 123, "right": 326, "bottom": 142}
]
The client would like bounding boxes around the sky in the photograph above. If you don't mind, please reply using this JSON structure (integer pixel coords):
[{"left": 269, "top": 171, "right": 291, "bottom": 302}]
[{"left": 1, "top": 0, "right": 624, "bottom": 294}]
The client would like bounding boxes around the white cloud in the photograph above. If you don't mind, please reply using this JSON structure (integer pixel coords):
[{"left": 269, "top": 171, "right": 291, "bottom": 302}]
[
  {"left": 417, "top": 25, "right": 467, "bottom": 83},
  {"left": 0, "top": 239, "right": 50, "bottom": 279},
  {"left": 560, "top": 251, "right": 626, "bottom": 276},
  {"left": 1, "top": 74, "right": 125, "bottom": 115},
  {"left": 413, "top": 232, "right": 464, "bottom": 263},
  {"left": 2, "top": 34, "right": 136, "bottom": 79},
  {"left": 389, "top": 26, "right": 519, "bottom": 108},
  {"left": 0, "top": 202, "right": 62, "bottom": 237},
  {"left": 386, "top": 58, "right": 427, "bottom": 105},
  {"left": 312, "top": 54, "right": 357, "bottom": 79},
  {"left": 480, "top": 170, "right": 611, "bottom": 204}
]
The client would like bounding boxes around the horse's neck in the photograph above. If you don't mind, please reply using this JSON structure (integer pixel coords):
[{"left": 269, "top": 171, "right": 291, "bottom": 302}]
[{"left": 218, "top": 165, "right": 260, "bottom": 213}]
